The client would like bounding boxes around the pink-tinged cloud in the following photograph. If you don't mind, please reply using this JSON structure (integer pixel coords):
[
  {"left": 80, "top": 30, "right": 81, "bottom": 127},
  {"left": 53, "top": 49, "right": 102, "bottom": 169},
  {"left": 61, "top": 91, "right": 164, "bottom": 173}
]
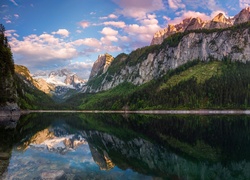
[
  {"left": 113, "top": 0, "right": 165, "bottom": 19},
  {"left": 10, "top": 0, "right": 18, "bottom": 6},
  {"left": 14, "top": 14, "right": 19, "bottom": 18},
  {"left": 5, "top": 30, "right": 16, "bottom": 37},
  {"left": 239, "top": 0, "right": 250, "bottom": 8},
  {"left": 8, "top": 32, "right": 78, "bottom": 69},
  {"left": 52, "top": 29, "right": 70, "bottom": 37},
  {"left": 108, "top": 14, "right": 118, "bottom": 19},
  {"left": 103, "top": 21, "right": 126, "bottom": 28},
  {"left": 168, "top": 11, "right": 211, "bottom": 24},
  {"left": 73, "top": 38, "right": 101, "bottom": 47},
  {"left": 124, "top": 14, "right": 161, "bottom": 43},
  {"left": 79, "top": 21, "right": 90, "bottom": 29},
  {"left": 100, "top": 14, "right": 119, "bottom": 20},
  {"left": 100, "top": 27, "right": 118, "bottom": 36},
  {"left": 168, "top": 0, "right": 186, "bottom": 10}
]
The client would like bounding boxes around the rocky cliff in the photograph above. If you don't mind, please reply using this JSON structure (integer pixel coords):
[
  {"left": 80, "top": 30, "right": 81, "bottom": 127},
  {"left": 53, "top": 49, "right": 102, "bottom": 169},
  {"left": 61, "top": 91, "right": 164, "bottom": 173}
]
[
  {"left": 84, "top": 15, "right": 250, "bottom": 93},
  {"left": 89, "top": 53, "right": 114, "bottom": 80},
  {"left": 151, "top": 7, "right": 250, "bottom": 45}
]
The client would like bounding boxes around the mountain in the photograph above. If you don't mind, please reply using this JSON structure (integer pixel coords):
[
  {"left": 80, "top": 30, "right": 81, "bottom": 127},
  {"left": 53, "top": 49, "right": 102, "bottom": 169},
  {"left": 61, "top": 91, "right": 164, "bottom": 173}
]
[
  {"left": 83, "top": 12, "right": 250, "bottom": 93},
  {"left": 33, "top": 69, "right": 86, "bottom": 101},
  {"left": 14, "top": 65, "right": 55, "bottom": 109},
  {"left": 59, "top": 8, "right": 250, "bottom": 110},
  {"left": 151, "top": 7, "right": 250, "bottom": 45}
]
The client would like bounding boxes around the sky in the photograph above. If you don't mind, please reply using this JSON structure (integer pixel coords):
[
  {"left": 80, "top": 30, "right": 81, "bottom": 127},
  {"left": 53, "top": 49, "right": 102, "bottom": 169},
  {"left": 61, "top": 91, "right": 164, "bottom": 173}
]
[{"left": 1, "top": 0, "right": 250, "bottom": 79}]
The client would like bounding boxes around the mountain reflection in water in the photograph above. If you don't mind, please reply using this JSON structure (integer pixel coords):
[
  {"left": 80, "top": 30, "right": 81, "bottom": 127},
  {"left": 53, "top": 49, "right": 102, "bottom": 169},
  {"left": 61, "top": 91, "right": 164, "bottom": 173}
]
[{"left": 1, "top": 113, "right": 250, "bottom": 179}]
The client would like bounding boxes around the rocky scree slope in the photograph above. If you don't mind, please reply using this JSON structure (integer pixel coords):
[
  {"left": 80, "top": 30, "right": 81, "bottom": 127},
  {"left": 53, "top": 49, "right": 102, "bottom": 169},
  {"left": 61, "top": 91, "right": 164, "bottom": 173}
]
[{"left": 84, "top": 8, "right": 250, "bottom": 93}]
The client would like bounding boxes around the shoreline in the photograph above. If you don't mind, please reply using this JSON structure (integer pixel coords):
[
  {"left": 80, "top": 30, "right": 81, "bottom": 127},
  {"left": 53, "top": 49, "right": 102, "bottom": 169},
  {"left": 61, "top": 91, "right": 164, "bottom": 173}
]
[{"left": 20, "top": 109, "right": 250, "bottom": 115}]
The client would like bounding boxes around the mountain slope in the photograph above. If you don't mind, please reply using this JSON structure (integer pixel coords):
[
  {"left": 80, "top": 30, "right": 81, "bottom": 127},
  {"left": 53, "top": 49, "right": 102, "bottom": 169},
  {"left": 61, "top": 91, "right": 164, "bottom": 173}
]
[
  {"left": 84, "top": 20, "right": 250, "bottom": 93},
  {"left": 15, "top": 65, "right": 55, "bottom": 109},
  {"left": 65, "top": 60, "right": 250, "bottom": 110}
]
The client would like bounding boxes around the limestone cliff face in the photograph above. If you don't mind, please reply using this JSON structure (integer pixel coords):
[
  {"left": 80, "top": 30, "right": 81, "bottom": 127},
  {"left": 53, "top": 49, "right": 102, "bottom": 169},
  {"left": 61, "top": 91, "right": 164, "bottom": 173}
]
[
  {"left": 89, "top": 53, "right": 114, "bottom": 80},
  {"left": 84, "top": 23, "right": 250, "bottom": 93},
  {"left": 151, "top": 7, "right": 250, "bottom": 46}
]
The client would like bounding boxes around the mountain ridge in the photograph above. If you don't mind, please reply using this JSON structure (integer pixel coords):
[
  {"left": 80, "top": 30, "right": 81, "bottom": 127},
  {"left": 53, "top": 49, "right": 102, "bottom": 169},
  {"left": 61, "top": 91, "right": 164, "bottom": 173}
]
[
  {"left": 83, "top": 11, "right": 250, "bottom": 93},
  {"left": 151, "top": 7, "right": 250, "bottom": 45}
]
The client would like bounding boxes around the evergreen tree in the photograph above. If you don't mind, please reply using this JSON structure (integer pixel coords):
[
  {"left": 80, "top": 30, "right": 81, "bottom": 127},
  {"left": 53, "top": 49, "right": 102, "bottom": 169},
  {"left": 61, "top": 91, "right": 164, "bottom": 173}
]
[{"left": 0, "top": 24, "right": 16, "bottom": 104}]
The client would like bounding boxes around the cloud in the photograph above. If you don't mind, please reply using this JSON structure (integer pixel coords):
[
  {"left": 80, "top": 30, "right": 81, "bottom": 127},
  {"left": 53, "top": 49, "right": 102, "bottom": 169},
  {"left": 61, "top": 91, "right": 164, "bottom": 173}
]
[
  {"left": 103, "top": 21, "right": 126, "bottom": 28},
  {"left": 113, "top": 0, "right": 165, "bottom": 19},
  {"left": 99, "top": 14, "right": 119, "bottom": 20},
  {"left": 79, "top": 21, "right": 90, "bottom": 29},
  {"left": 100, "top": 27, "right": 118, "bottom": 36},
  {"left": 5, "top": 30, "right": 16, "bottom": 37},
  {"left": 66, "top": 61, "right": 93, "bottom": 79},
  {"left": 9, "top": 0, "right": 18, "bottom": 6},
  {"left": 72, "top": 38, "right": 101, "bottom": 47},
  {"left": 168, "top": 11, "right": 211, "bottom": 24},
  {"left": 239, "top": 0, "right": 250, "bottom": 8},
  {"left": 8, "top": 32, "right": 78, "bottom": 70},
  {"left": 168, "top": 0, "right": 186, "bottom": 10},
  {"left": 14, "top": 14, "right": 19, "bottom": 18},
  {"left": 3, "top": 15, "right": 12, "bottom": 24},
  {"left": 52, "top": 29, "right": 70, "bottom": 37},
  {"left": 124, "top": 14, "right": 161, "bottom": 43}
]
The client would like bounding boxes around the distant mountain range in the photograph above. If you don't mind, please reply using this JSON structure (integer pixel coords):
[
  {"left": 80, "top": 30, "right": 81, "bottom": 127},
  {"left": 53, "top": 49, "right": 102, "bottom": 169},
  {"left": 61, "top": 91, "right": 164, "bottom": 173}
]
[{"left": 32, "top": 69, "right": 86, "bottom": 100}]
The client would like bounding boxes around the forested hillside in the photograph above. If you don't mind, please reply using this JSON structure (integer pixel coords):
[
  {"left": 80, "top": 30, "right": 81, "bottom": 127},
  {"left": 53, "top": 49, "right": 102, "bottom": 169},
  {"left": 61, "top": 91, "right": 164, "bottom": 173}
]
[
  {"left": 0, "top": 24, "right": 17, "bottom": 106},
  {"left": 64, "top": 59, "right": 250, "bottom": 110}
]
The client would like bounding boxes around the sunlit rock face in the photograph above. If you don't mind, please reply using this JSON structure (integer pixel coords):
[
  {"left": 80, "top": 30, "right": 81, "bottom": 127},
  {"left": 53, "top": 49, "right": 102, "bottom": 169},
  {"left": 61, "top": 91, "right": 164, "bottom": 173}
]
[
  {"left": 151, "top": 7, "right": 250, "bottom": 46},
  {"left": 84, "top": 27, "right": 250, "bottom": 93},
  {"left": 83, "top": 8, "right": 250, "bottom": 93},
  {"left": 89, "top": 145, "right": 115, "bottom": 171},
  {"left": 17, "top": 128, "right": 87, "bottom": 154},
  {"left": 89, "top": 53, "right": 114, "bottom": 80}
]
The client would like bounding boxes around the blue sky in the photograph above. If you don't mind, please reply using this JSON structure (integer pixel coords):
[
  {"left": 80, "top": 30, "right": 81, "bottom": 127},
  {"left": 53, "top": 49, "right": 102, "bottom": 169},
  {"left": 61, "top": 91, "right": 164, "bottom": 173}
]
[{"left": 1, "top": 0, "right": 249, "bottom": 79}]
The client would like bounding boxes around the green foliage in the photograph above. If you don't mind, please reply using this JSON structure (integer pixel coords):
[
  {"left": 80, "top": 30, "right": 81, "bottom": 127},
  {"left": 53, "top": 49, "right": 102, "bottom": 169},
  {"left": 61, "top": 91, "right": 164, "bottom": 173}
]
[
  {"left": 126, "top": 45, "right": 161, "bottom": 66},
  {"left": 64, "top": 60, "right": 250, "bottom": 110},
  {"left": 15, "top": 73, "right": 55, "bottom": 110},
  {"left": 161, "top": 32, "right": 185, "bottom": 47},
  {"left": 0, "top": 24, "right": 16, "bottom": 105},
  {"left": 106, "top": 53, "right": 128, "bottom": 75}
]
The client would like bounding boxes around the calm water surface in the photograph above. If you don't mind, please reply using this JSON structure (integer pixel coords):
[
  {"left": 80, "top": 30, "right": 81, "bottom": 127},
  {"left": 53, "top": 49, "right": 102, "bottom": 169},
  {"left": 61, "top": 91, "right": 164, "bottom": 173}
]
[{"left": 1, "top": 113, "right": 250, "bottom": 179}]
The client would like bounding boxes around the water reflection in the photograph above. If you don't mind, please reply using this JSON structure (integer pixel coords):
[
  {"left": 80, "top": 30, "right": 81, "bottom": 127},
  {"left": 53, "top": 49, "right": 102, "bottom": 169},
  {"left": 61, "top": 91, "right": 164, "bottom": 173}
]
[{"left": 0, "top": 113, "right": 250, "bottom": 179}]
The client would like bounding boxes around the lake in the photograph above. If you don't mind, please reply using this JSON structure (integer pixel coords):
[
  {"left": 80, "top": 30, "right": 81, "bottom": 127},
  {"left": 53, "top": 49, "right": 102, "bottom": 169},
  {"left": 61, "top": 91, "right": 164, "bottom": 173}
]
[{"left": 1, "top": 113, "right": 250, "bottom": 179}]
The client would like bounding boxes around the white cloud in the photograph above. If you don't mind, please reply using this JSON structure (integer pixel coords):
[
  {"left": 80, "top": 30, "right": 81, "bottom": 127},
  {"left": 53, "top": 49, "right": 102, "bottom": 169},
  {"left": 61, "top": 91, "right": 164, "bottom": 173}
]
[
  {"left": 239, "top": 0, "right": 250, "bottom": 8},
  {"left": 14, "top": 14, "right": 19, "bottom": 18},
  {"left": 10, "top": 0, "right": 18, "bottom": 6},
  {"left": 113, "top": 0, "right": 165, "bottom": 19},
  {"left": 124, "top": 14, "right": 161, "bottom": 43},
  {"left": 108, "top": 14, "right": 118, "bottom": 19},
  {"left": 100, "top": 14, "right": 119, "bottom": 20},
  {"left": 100, "top": 27, "right": 118, "bottom": 36},
  {"left": 8, "top": 32, "right": 78, "bottom": 70},
  {"left": 79, "top": 21, "right": 90, "bottom": 29},
  {"left": 168, "top": 11, "right": 211, "bottom": 24},
  {"left": 168, "top": 0, "right": 186, "bottom": 10},
  {"left": 103, "top": 21, "right": 126, "bottom": 28},
  {"left": 73, "top": 38, "right": 101, "bottom": 47},
  {"left": 52, "top": 29, "right": 70, "bottom": 37},
  {"left": 163, "top": 16, "right": 171, "bottom": 21}
]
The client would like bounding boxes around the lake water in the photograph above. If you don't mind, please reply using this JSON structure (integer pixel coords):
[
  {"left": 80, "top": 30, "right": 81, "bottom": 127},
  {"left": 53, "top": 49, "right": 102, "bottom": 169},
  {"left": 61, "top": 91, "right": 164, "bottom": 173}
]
[{"left": 1, "top": 113, "right": 250, "bottom": 179}]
